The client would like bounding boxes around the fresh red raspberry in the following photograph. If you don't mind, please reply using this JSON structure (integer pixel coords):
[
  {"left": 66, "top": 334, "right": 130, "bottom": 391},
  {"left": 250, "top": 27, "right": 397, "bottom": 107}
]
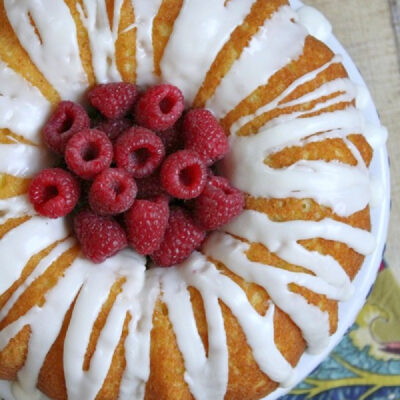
[
  {"left": 134, "top": 84, "right": 184, "bottom": 131},
  {"left": 115, "top": 127, "right": 165, "bottom": 179},
  {"left": 125, "top": 196, "right": 169, "bottom": 255},
  {"left": 157, "top": 127, "right": 184, "bottom": 155},
  {"left": 136, "top": 170, "right": 166, "bottom": 199},
  {"left": 151, "top": 207, "right": 206, "bottom": 267},
  {"left": 89, "top": 168, "right": 137, "bottom": 215},
  {"left": 96, "top": 118, "right": 132, "bottom": 141},
  {"left": 183, "top": 109, "right": 229, "bottom": 166},
  {"left": 74, "top": 210, "right": 127, "bottom": 263},
  {"left": 194, "top": 175, "right": 244, "bottom": 230},
  {"left": 65, "top": 129, "right": 113, "bottom": 180},
  {"left": 43, "top": 101, "right": 90, "bottom": 155},
  {"left": 88, "top": 82, "right": 138, "bottom": 119},
  {"left": 29, "top": 168, "right": 80, "bottom": 218},
  {"left": 160, "top": 150, "right": 206, "bottom": 199}
]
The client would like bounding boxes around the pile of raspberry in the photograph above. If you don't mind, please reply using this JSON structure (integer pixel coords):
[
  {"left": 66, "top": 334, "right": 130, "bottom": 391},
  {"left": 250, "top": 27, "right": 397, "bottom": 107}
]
[{"left": 29, "top": 83, "right": 244, "bottom": 267}]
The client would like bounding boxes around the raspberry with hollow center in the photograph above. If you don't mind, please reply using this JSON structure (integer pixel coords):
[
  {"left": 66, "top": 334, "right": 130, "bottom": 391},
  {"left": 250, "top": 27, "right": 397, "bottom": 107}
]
[
  {"left": 65, "top": 129, "right": 113, "bottom": 180},
  {"left": 96, "top": 118, "right": 132, "bottom": 141},
  {"left": 89, "top": 168, "right": 137, "bottom": 215},
  {"left": 115, "top": 127, "right": 165, "bottom": 179},
  {"left": 134, "top": 84, "right": 184, "bottom": 131},
  {"left": 183, "top": 109, "right": 229, "bottom": 166},
  {"left": 74, "top": 210, "right": 127, "bottom": 263},
  {"left": 88, "top": 82, "right": 138, "bottom": 119},
  {"left": 43, "top": 101, "right": 90, "bottom": 155},
  {"left": 194, "top": 175, "right": 244, "bottom": 230},
  {"left": 161, "top": 150, "right": 207, "bottom": 199},
  {"left": 29, "top": 168, "right": 80, "bottom": 218},
  {"left": 125, "top": 196, "right": 169, "bottom": 255},
  {"left": 151, "top": 207, "right": 206, "bottom": 267}
]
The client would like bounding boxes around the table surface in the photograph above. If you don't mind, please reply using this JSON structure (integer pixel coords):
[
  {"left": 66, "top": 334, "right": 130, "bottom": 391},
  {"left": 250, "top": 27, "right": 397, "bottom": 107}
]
[{"left": 282, "top": 1, "right": 400, "bottom": 399}]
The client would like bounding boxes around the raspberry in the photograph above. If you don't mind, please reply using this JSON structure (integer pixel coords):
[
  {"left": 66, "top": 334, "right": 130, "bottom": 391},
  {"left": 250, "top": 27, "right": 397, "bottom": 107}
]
[
  {"left": 89, "top": 168, "right": 137, "bottom": 215},
  {"left": 134, "top": 84, "right": 184, "bottom": 131},
  {"left": 157, "top": 127, "right": 184, "bottom": 155},
  {"left": 160, "top": 150, "right": 206, "bottom": 199},
  {"left": 65, "top": 129, "right": 113, "bottom": 180},
  {"left": 151, "top": 207, "right": 206, "bottom": 267},
  {"left": 125, "top": 196, "right": 169, "bottom": 255},
  {"left": 115, "top": 127, "right": 165, "bottom": 179},
  {"left": 194, "top": 175, "right": 244, "bottom": 230},
  {"left": 43, "top": 101, "right": 90, "bottom": 155},
  {"left": 74, "top": 210, "right": 127, "bottom": 263},
  {"left": 29, "top": 168, "right": 80, "bottom": 218},
  {"left": 88, "top": 82, "right": 138, "bottom": 119},
  {"left": 136, "top": 170, "right": 166, "bottom": 199},
  {"left": 96, "top": 118, "right": 132, "bottom": 141},
  {"left": 183, "top": 109, "right": 229, "bottom": 166}
]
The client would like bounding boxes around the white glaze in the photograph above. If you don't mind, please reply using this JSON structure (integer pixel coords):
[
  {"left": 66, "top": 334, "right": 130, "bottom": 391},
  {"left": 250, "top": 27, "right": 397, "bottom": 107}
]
[
  {"left": 160, "top": 0, "right": 257, "bottom": 103},
  {"left": 0, "top": 195, "right": 33, "bottom": 226},
  {"left": 118, "top": 270, "right": 160, "bottom": 400},
  {"left": 206, "top": 5, "right": 307, "bottom": 118},
  {"left": 77, "top": 0, "right": 123, "bottom": 83},
  {"left": 64, "top": 250, "right": 147, "bottom": 400},
  {"left": 222, "top": 108, "right": 373, "bottom": 217},
  {"left": 224, "top": 210, "right": 374, "bottom": 292},
  {"left": 131, "top": 0, "right": 163, "bottom": 86},
  {"left": 0, "top": 216, "right": 69, "bottom": 295},
  {"left": 0, "top": 144, "right": 51, "bottom": 178},
  {"left": 0, "top": 239, "right": 76, "bottom": 321},
  {"left": 0, "top": 1, "right": 387, "bottom": 399},
  {"left": 364, "top": 122, "right": 388, "bottom": 148},
  {"left": 355, "top": 83, "right": 370, "bottom": 109},
  {"left": 4, "top": 0, "right": 87, "bottom": 100},
  {"left": 297, "top": 5, "right": 332, "bottom": 42},
  {"left": 159, "top": 256, "right": 228, "bottom": 399},
  {"left": 230, "top": 55, "right": 343, "bottom": 134},
  {"left": 159, "top": 252, "right": 293, "bottom": 397},
  {"left": 204, "top": 233, "right": 333, "bottom": 354},
  {"left": 0, "top": 60, "right": 50, "bottom": 143}
]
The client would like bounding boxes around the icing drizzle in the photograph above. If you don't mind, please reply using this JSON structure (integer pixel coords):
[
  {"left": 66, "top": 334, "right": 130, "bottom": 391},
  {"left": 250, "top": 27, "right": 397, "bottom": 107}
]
[
  {"left": 0, "top": 2, "right": 387, "bottom": 400},
  {"left": 130, "top": 0, "right": 164, "bottom": 86},
  {"left": 4, "top": 0, "right": 88, "bottom": 100},
  {"left": 0, "top": 144, "right": 51, "bottom": 178},
  {"left": 0, "top": 60, "right": 50, "bottom": 143},
  {"left": 206, "top": 5, "right": 307, "bottom": 119},
  {"left": 77, "top": 0, "right": 124, "bottom": 83},
  {"left": 161, "top": 0, "right": 257, "bottom": 103}
]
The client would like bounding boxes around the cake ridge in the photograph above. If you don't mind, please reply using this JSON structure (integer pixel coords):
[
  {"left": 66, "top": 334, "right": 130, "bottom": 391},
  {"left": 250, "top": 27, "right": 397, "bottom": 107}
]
[
  {"left": 4, "top": 0, "right": 88, "bottom": 100},
  {"left": 76, "top": 0, "right": 123, "bottom": 83},
  {"left": 0, "top": 59, "right": 50, "bottom": 143},
  {"left": 0, "top": 0, "right": 387, "bottom": 399}
]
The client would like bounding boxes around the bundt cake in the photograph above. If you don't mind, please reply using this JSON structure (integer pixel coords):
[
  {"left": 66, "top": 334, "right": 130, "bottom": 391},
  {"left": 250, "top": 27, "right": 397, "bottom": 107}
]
[{"left": 0, "top": 0, "right": 387, "bottom": 399}]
